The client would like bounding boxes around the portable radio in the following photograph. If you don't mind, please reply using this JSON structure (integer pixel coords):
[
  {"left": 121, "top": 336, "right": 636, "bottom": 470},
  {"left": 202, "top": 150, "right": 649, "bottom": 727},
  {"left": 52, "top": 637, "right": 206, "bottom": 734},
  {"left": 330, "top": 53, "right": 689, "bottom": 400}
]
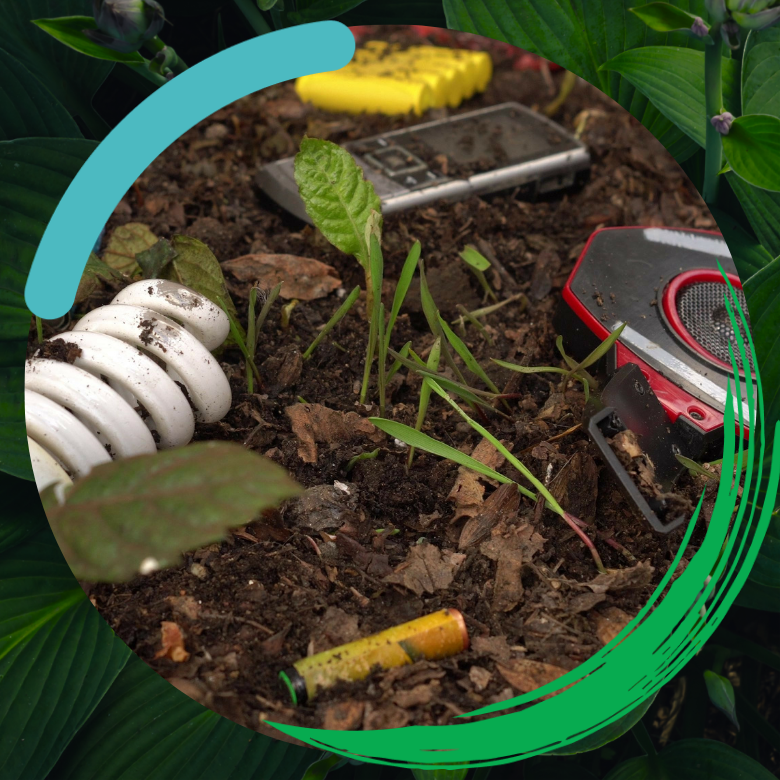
[{"left": 554, "top": 227, "right": 754, "bottom": 532}]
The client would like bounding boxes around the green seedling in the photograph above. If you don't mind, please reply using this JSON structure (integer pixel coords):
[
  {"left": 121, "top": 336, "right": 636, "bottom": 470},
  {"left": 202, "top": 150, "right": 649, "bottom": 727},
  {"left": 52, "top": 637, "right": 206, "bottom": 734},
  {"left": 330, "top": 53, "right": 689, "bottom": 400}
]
[
  {"left": 385, "top": 240, "right": 421, "bottom": 353},
  {"left": 245, "top": 282, "right": 283, "bottom": 392},
  {"left": 372, "top": 381, "right": 607, "bottom": 574},
  {"left": 408, "top": 337, "right": 442, "bottom": 469},
  {"left": 387, "top": 341, "right": 412, "bottom": 384},
  {"left": 281, "top": 299, "right": 298, "bottom": 329},
  {"left": 459, "top": 244, "right": 498, "bottom": 302},
  {"left": 456, "top": 303, "right": 494, "bottom": 345},
  {"left": 35, "top": 316, "right": 44, "bottom": 345},
  {"left": 452, "top": 291, "right": 528, "bottom": 325},
  {"left": 676, "top": 452, "right": 748, "bottom": 480},
  {"left": 217, "top": 296, "right": 262, "bottom": 391},
  {"left": 438, "top": 313, "right": 501, "bottom": 394},
  {"left": 346, "top": 448, "right": 380, "bottom": 473},
  {"left": 303, "top": 285, "right": 361, "bottom": 360}
]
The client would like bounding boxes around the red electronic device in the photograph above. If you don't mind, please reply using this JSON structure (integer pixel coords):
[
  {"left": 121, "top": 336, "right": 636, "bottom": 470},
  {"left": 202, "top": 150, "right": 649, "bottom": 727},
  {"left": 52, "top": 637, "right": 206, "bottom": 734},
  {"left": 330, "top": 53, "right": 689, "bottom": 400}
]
[{"left": 554, "top": 227, "right": 754, "bottom": 533}]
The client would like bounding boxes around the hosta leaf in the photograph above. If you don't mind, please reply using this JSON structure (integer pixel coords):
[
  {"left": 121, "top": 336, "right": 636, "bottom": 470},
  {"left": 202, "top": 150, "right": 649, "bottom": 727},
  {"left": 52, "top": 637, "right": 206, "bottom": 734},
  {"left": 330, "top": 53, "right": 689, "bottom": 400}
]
[
  {"left": 43, "top": 441, "right": 302, "bottom": 581},
  {"left": 51, "top": 653, "right": 317, "bottom": 780},
  {"left": 0, "top": 46, "right": 81, "bottom": 141},
  {"left": 742, "top": 27, "right": 780, "bottom": 119},
  {"left": 722, "top": 114, "right": 780, "bottom": 193},
  {"left": 0, "top": 530, "right": 130, "bottom": 780}
]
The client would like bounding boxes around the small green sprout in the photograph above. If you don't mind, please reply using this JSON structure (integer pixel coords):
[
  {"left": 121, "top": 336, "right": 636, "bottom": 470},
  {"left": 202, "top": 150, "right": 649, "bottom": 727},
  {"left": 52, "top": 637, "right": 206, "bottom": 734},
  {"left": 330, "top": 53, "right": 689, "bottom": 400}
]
[
  {"left": 280, "top": 299, "right": 298, "bottom": 329},
  {"left": 459, "top": 244, "right": 498, "bottom": 302},
  {"left": 346, "top": 448, "right": 380, "bottom": 473},
  {"left": 408, "top": 336, "right": 442, "bottom": 469},
  {"left": 217, "top": 296, "right": 262, "bottom": 392},
  {"left": 35, "top": 316, "right": 44, "bottom": 345},
  {"left": 303, "top": 285, "right": 360, "bottom": 360}
]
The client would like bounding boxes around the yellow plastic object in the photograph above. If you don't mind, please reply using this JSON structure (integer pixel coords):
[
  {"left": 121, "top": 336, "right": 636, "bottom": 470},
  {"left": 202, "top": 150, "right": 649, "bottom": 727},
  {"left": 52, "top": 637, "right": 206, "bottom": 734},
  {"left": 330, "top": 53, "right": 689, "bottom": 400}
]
[{"left": 294, "top": 44, "right": 493, "bottom": 116}]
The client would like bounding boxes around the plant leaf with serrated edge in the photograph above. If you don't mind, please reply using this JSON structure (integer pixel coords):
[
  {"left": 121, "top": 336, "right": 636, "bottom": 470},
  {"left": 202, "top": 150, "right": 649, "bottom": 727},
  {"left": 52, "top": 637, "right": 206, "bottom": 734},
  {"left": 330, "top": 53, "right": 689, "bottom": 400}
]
[
  {"left": 43, "top": 442, "right": 301, "bottom": 581},
  {"left": 294, "top": 137, "right": 381, "bottom": 268},
  {"left": 704, "top": 670, "right": 739, "bottom": 730},
  {"left": 722, "top": 114, "right": 780, "bottom": 193},
  {"left": 162, "top": 234, "right": 243, "bottom": 338},
  {"left": 32, "top": 16, "right": 146, "bottom": 64},
  {"left": 0, "top": 45, "right": 81, "bottom": 140},
  {"left": 75, "top": 252, "right": 123, "bottom": 304},
  {"left": 51, "top": 652, "right": 315, "bottom": 780},
  {"left": 135, "top": 237, "right": 176, "bottom": 278},
  {"left": 0, "top": 530, "right": 131, "bottom": 780}
]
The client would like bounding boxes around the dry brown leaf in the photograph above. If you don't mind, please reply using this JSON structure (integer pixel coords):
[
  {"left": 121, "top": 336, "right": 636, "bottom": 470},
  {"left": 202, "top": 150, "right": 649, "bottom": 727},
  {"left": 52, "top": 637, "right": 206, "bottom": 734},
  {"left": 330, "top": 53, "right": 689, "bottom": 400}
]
[
  {"left": 480, "top": 522, "right": 545, "bottom": 562},
  {"left": 586, "top": 561, "right": 655, "bottom": 594},
  {"left": 472, "top": 635, "right": 512, "bottom": 662},
  {"left": 223, "top": 253, "right": 342, "bottom": 300},
  {"left": 497, "top": 658, "right": 569, "bottom": 699},
  {"left": 103, "top": 222, "right": 157, "bottom": 277},
  {"left": 590, "top": 606, "right": 634, "bottom": 646},
  {"left": 261, "top": 624, "right": 292, "bottom": 657},
  {"left": 322, "top": 700, "right": 365, "bottom": 731},
  {"left": 154, "top": 621, "right": 190, "bottom": 662},
  {"left": 447, "top": 438, "right": 506, "bottom": 522},
  {"left": 363, "top": 703, "right": 409, "bottom": 730},
  {"left": 492, "top": 547, "right": 525, "bottom": 612},
  {"left": 549, "top": 452, "right": 600, "bottom": 524},
  {"left": 310, "top": 606, "right": 360, "bottom": 655},
  {"left": 469, "top": 666, "right": 492, "bottom": 692},
  {"left": 459, "top": 482, "right": 520, "bottom": 550},
  {"left": 286, "top": 403, "right": 383, "bottom": 463},
  {"left": 393, "top": 682, "right": 438, "bottom": 708},
  {"left": 384, "top": 543, "right": 466, "bottom": 597}
]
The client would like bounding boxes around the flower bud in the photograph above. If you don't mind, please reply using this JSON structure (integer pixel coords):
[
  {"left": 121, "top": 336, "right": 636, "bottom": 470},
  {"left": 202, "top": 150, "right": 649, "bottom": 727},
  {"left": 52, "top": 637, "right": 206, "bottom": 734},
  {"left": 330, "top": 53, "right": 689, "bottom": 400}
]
[
  {"left": 721, "top": 19, "right": 742, "bottom": 47},
  {"left": 691, "top": 16, "right": 710, "bottom": 36},
  {"left": 711, "top": 111, "right": 735, "bottom": 135},
  {"left": 84, "top": 0, "right": 165, "bottom": 53}
]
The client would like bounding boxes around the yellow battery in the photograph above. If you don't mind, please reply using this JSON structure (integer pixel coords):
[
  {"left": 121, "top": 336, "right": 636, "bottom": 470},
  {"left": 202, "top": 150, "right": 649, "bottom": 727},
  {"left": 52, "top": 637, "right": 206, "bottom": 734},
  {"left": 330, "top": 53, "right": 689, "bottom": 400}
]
[
  {"left": 279, "top": 608, "right": 469, "bottom": 705},
  {"left": 294, "top": 45, "right": 493, "bottom": 116}
]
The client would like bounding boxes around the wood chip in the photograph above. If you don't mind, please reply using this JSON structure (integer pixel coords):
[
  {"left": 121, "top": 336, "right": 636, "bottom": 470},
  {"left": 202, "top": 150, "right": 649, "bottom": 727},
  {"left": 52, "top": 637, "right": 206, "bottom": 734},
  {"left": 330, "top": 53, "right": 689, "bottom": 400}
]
[
  {"left": 154, "top": 621, "right": 190, "bottom": 662},
  {"left": 321, "top": 700, "right": 365, "bottom": 731},
  {"left": 222, "top": 253, "right": 341, "bottom": 300}
]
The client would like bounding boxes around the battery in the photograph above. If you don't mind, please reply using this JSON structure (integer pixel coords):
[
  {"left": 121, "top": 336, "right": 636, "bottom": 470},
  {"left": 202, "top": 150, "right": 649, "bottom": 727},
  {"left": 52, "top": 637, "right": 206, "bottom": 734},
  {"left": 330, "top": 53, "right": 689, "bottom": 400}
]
[{"left": 279, "top": 608, "right": 469, "bottom": 705}]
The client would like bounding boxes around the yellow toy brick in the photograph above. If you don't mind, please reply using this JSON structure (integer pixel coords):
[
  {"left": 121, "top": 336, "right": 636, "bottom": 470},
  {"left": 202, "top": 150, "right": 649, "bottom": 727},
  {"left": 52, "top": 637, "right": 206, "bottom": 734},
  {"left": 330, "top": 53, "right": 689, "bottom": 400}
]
[{"left": 294, "top": 44, "right": 493, "bottom": 116}]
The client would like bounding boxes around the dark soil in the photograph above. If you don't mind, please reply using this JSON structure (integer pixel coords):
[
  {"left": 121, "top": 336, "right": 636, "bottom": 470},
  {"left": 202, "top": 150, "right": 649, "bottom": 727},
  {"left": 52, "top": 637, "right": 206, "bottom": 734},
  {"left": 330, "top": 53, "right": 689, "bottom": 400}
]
[{"left": 53, "top": 27, "right": 728, "bottom": 736}]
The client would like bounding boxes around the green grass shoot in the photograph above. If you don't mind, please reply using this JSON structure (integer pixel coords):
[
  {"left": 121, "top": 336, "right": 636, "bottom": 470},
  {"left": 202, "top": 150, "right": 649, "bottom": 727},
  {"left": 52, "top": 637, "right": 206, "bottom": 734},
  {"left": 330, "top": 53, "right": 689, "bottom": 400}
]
[
  {"left": 35, "top": 316, "right": 44, "bottom": 345},
  {"left": 459, "top": 244, "right": 498, "bottom": 302},
  {"left": 438, "top": 313, "right": 501, "bottom": 394},
  {"left": 385, "top": 240, "right": 421, "bottom": 352},
  {"left": 346, "top": 448, "right": 380, "bottom": 473},
  {"left": 251, "top": 281, "right": 283, "bottom": 348},
  {"left": 456, "top": 303, "right": 494, "bottom": 345},
  {"left": 408, "top": 336, "right": 442, "bottom": 468},
  {"left": 218, "top": 296, "right": 262, "bottom": 392},
  {"left": 303, "top": 285, "right": 360, "bottom": 360}
]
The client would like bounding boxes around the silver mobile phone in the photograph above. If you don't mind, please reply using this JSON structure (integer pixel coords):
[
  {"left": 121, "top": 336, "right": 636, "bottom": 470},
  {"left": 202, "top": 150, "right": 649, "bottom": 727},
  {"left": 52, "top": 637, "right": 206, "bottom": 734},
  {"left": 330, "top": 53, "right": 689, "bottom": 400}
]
[{"left": 256, "top": 102, "right": 591, "bottom": 223}]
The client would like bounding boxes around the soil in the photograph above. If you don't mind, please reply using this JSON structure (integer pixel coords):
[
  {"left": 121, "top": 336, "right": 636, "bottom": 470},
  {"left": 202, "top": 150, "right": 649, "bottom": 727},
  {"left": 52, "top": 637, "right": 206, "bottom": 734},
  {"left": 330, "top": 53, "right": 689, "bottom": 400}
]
[{"left": 40, "top": 27, "right": 730, "bottom": 736}]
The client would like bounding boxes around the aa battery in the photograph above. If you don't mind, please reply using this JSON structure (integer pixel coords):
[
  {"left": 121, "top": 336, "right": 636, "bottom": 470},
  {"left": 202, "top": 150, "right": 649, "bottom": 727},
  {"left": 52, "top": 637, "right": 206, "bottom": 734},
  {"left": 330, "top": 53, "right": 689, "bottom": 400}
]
[{"left": 279, "top": 608, "right": 469, "bottom": 705}]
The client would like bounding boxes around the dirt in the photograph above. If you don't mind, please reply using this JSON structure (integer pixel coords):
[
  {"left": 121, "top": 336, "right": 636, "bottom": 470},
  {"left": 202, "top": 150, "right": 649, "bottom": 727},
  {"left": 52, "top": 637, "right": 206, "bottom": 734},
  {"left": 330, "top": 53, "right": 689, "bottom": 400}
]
[{"left": 41, "top": 27, "right": 730, "bottom": 736}]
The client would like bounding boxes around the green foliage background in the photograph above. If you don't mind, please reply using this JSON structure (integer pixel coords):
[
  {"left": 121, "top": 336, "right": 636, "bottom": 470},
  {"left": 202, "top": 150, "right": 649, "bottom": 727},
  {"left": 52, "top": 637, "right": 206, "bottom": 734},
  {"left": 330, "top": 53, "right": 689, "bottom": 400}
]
[{"left": 2, "top": 1, "right": 780, "bottom": 778}]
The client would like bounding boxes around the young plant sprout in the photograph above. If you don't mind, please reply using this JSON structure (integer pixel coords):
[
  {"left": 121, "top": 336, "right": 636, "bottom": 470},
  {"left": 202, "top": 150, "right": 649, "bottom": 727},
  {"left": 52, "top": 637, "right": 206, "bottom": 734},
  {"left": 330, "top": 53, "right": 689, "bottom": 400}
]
[
  {"left": 218, "top": 296, "right": 263, "bottom": 392},
  {"left": 408, "top": 336, "right": 442, "bottom": 469},
  {"left": 303, "top": 285, "right": 361, "bottom": 360},
  {"left": 459, "top": 244, "right": 498, "bottom": 302},
  {"left": 372, "top": 390, "right": 607, "bottom": 574}
]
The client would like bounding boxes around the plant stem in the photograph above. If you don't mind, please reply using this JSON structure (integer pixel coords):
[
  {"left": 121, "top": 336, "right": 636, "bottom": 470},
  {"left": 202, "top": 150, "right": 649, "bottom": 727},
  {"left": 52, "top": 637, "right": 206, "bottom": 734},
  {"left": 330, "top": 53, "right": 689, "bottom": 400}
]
[
  {"left": 35, "top": 317, "right": 44, "bottom": 345},
  {"left": 632, "top": 721, "right": 669, "bottom": 780},
  {"left": 233, "top": 0, "right": 273, "bottom": 34},
  {"left": 360, "top": 311, "right": 378, "bottom": 405},
  {"left": 703, "top": 27, "right": 723, "bottom": 204},
  {"left": 144, "top": 36, "right": 188, "bottom": 75},
  {"left": 377, "top": 303, "right": 387, "bottom": 417}
]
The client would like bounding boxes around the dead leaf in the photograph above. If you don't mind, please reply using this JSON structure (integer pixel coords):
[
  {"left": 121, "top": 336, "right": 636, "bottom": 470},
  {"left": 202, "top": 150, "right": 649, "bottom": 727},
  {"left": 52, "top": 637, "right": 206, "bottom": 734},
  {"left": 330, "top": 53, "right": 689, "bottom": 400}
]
[
  {"left": 154, "top": 621, "right": 190, "bottom": 662},
  {"left": 469, "top": 666, "right": 492, "bottom": 692},
  {"left": 459, "top": 482, "right": 520, "bottom": 550},
  {"left": 103, "top": 222, "right": 158, "bottom": 276},
  {"left": 537, "top": 392, "right": 569, "bottom": 421},
  {"left": 492, "top": 547, "right": 525, "bottom": 612},
  {"left": 447, "top": 438, "right": 507, "bottom": 521},
  {"left": 363, "top": 703, "right": 409, "bottom": 730},
  {"left": 472, "top": 635, "right": 512, "bottom": 662},
  {"left": 310, "top": 606, "right": 360, "bottom": 655},
  {"left": 568, "top": 591, "right": 607, "bottom": 614},
  {"left": 612, "top": 429, "right": 642, "bottom": 459},
  {"left": 322, "top": 700, "right": 365, "bottom": 730},
  {"left": 261, "top": 346, "right": 303, "bottom": 393},
  {"left": 393, "top": 681, "right": 438, "bottom": 708},
  {"left": 384, "top": 543, "right": 466, "bottom": 597},
  {"left": 75, "top": 253, "right": 123, "bottom": 304},
  {"left": 497, "top": 658, "right": 569, "bottom": 699},
  {"left": 223, "top": 253, "right": 342, "bottom": 301},
  {"left": 549, "top": 452, "right": 600, "bottom": 524},
  {"left": 480, "top": 522, "right": 545, "bottom": 562},
  {"left": 591, "top": 606, "right": 633, "bottom": 646},
  {"left": 261, "top": 624, "right": 292, "bottom": 656},
  {"left": 586, "top": 561, "right": 655, "bottom": 594},
  {"left": 165, "top": 595, "right": 201, "bottom": 621},
  {"left": 529, "top": 248, "right": 560, "bottom": 301},
  {"left": 286, "top": 404, "right": 384, "bottom": 463}
]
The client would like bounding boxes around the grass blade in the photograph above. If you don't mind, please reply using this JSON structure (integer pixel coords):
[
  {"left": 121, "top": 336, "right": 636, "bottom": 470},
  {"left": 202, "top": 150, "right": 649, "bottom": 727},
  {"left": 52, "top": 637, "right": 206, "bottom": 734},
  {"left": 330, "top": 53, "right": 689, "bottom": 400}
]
[
  {"left": 246, "top": 287, "right": 257, "bottom": 393},
  {"left": 386, "top": 240, "right": 420, "bottom": 350},
  {"left": 451, "top": 292, "right": 528, "bottom": 324},
  {"left": 387, "top": 341, "right": 411, "bottom": 383},
  {"left": 253, "top": 281, "right": 283, "bottom": 345},
  {"left": 377, "top": 302, "right": 387, "bottom": 417},
  {"left": 218, "top": 296, "right": 262, "bottom": 387},
  {"left": 459, "top": 244, "right": 497, "bottom": 302},
  {"left": 456, "top": 304, "right": 494, "bottom": 345},
  {"left": 303, "top": 285, "right": 361, "bottom": 360},
  {"left": 439, "top": 313, "right": 500, "bottom": 393},
  {"left": 409, "top": 337, "right": 442, "bottom": 468},
  {"left": 492, "top": 359, "right": 568, "bottom": 376}
]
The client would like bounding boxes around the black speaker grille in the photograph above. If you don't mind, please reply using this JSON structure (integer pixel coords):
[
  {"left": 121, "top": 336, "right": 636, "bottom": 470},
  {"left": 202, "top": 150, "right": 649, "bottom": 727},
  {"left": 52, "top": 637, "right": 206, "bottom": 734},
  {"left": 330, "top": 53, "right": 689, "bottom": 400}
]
[{"left": 676, "top": 282, "right": 753, "bottom": 373}]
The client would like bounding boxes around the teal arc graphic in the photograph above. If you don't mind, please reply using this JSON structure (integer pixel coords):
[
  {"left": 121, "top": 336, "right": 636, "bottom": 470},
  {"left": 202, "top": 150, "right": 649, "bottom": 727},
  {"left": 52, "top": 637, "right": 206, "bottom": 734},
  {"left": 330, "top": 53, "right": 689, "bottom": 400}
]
[
  {"left": 23, "top": 21, "right": 356, "bottom": 319},
  {"left": 19, "top": 20, "right": 778, "bottom": 768}
]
